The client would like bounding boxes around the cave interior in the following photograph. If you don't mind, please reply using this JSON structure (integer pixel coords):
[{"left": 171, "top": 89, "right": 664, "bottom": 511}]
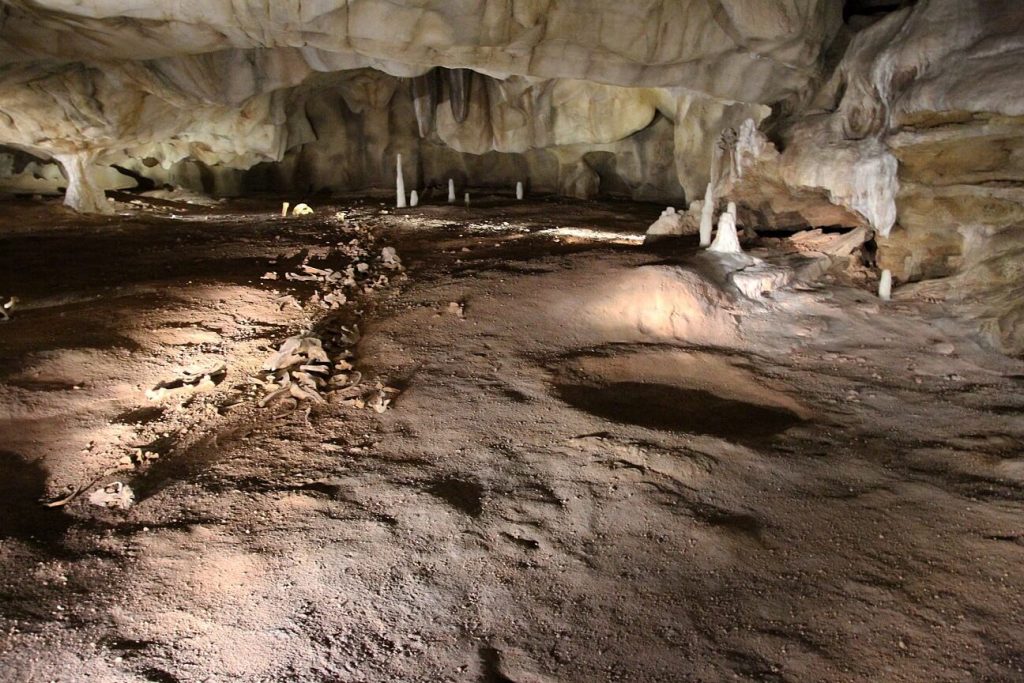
[{"left": 1, "top": 1, "right": 1024, "bottom": 681}]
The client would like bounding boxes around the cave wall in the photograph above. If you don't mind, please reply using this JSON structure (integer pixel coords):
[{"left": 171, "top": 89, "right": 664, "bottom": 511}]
[{"left": 0, "top": 0, "right": 840, "bottom": 209}]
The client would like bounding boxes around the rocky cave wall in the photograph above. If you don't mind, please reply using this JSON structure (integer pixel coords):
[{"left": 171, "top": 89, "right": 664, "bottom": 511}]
[
  {"left": 0, "top": 0, "right": 1023, "bottom": 351},
  {"left": 0, "top": 0, "right": 837, "bottom": 209}
]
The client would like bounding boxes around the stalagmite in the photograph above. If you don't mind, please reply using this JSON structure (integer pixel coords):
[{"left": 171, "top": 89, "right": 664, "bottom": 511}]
[
  {"left": 410, "top": 190, "right": 419, "bottom": 207},
  {"left": 448, "top": 178, "right": 456, "bottom": 203},
  {"left": 448, "top": 68, "right": 473, "bottom": 124},
  {"left": 709, "top": 202, "right": 742, "bottom": 254},
  {"left": 699, "top": 183, "right": 715, "bottom": 247},
  {"left": 699, "top": 141, "right": 724, "bottom": 247},
  {"left": 516, "top": 182, "right": 524, "bottom": 200},
  {"left": 56, "top": 152, "right": 114, "bottom": 215},
  {"left": 281, "top": 202, "right": 290, "bottom": 217},
  {"left": 396, "top": 154, "right": 407, "bottom": 209},
  {"left": 464, "top": 192, "right": 470, "bottom": 207},
  {"left": 879, "top": 269, "right": 893, "bottom": 301},
  {"left": 411, "top": 69, "right": 439, "bottom": 139}
]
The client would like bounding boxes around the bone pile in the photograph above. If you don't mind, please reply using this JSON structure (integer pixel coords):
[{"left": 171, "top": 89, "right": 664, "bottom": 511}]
[
  {"left": 258, "top": 331, "right": 362, "bottom": 407},
  {"left": 267, "top": 240, "right": 403, "bottom": 311}
]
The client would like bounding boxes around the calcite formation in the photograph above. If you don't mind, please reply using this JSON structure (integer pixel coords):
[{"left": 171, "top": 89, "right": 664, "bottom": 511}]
[
  {"left": 0, "top": 0, "right": 1020, "bottom": 350},
  {"left": 709, "top": 203, "right": 742, "bottom": 254}
]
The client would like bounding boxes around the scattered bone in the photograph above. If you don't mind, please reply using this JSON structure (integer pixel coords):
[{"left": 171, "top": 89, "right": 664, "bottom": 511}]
[
  {"left": 281, "top": 202, "right": 290, "bottom": 217},
  {"left": 146, "top": 363, "right": 226, "bottom": 400},
  {"left": 260, "top": 271, "right": 278, "bottom": 280},
  {"left": 286, "top": 270, "right": 317, "bottom": 282},
  {"left": 381, "top": 246, "right": 402, "bottom": 270},
  {"left": 263, "top": 336, "right": 329, "bottom": 372},
  {"left": 88, "top": 482, "right": 135, "bottom": 510},
  {"left": 300, "top": 265, "right": 331, "bottom": 277},
  {"left": 260, "top": 335, "right": 337, "bottom": 407},
  {"left": 292, "top": 203, "right": 314, "bottom": 216},
  {"left": 338, "top": 325, "right": 360, "bottom": 346},
  {"left": 0, "top": 296, "right": 16, "bottom": 321},
  {"left": 275, "top": 294, "right": 302, "bottom": 310},
  {"left": 448, "top": 301, "right": 465, "bottom": 318},
  {"left": 369, "top": 383, "right": 401, "bottom": 413},
  {"left": 322, "top": 291, "right": 347, "bottom": 309}
]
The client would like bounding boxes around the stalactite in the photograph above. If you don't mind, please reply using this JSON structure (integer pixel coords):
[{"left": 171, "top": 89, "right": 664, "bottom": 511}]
[
  {"left": 411, "top": 69, "right": 439, "bottom": 139},
  {"left": 448, "top": 68, "right": 473, "bottom": 124}
]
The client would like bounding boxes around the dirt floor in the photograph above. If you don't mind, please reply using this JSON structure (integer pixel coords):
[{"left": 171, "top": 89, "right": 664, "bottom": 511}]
[{"left": 1, "top": 195, "right": 1023, "bottom": 682}]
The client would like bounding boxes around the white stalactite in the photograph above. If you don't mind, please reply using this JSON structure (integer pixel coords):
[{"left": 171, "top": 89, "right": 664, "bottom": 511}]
[
  {"left": 396, "top": 154, "right": 407, "bottom": 208},
  {"left": 448, "top": 178, "right": 456, "bottom": 203},
  {"left": 516, "top": 181, "right": 524, "bottom": 200},
  {"left": 410, "top": 190, "right": 419, "bottom": 207}
]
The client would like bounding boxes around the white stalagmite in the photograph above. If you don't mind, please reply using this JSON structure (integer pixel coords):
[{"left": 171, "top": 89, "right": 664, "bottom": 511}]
[
  {"left": 709, "top": 201, "right": 742, "bottom": 253},
  {"left": 699, "top": 140, "right": 723, "bottom": 247},
  {"left": 464, "top": 192, "right": 470, "bottom": 206},
  {"left": 879, "top": 269, "right": 893, "bottom": 301},
  {"left": 699, "top": 182, "right": 715, "bottom": 246},
  {"left": 516, "top": 181, "right": 524, "bottom": 200},
  {"left": 448, "top": 178, "right": 456, "bottom": 203},
  {"left": 396, "top": 154, "right": 407, "bottom": 208},
  {"left": 410, "top": 190, "right": 419, "bottom": 207},
  {"left": 56, "top": 151, "right": 114, "bottom": 215}
]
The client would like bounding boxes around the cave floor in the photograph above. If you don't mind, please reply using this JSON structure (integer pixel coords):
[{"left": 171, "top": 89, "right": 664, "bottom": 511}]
[{"left": 1, "top": 196, "right": 1023, "bottom": 682}]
